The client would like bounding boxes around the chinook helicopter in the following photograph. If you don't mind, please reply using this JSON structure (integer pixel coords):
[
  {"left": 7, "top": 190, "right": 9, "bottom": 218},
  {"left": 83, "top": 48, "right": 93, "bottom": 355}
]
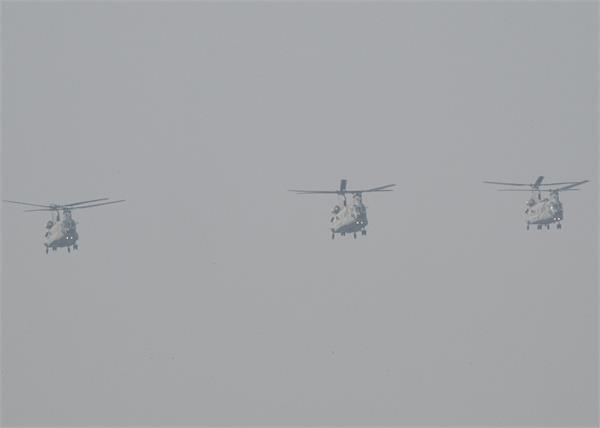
[
  {"left": 3, "top": 198, "right": 125, "bottom": 253},
  {"left": 290, "top": 179, "right": 395, "bottom": 239},
  {"left": 483, "top": 176, "right": 588, "bottom": 230}
]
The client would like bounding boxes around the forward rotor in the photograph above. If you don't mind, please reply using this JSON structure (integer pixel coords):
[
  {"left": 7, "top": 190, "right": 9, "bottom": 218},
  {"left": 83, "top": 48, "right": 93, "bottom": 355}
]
[
  {"left": 3, "top": 198, "right": 125, "bottom": 212},
  {"left": 289, "top": 179, "right": 396, "bottom": 195},
  {"left": 486, "top": 179, "right": 589, "bottom": 193},
  {"left": 483, "top": 176, "right": 586, "bottom": 190}
]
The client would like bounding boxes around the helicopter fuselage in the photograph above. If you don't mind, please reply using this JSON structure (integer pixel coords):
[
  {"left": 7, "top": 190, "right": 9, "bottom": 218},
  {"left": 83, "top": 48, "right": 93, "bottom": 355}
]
[
  {"left": 44, "top": 211, "right": 79, "bottom": 251},
  {"left": 330, "top": 196, "right": 368, "bottom": 236},
  {"left": 525, "top": 193, "right": 563, "bottom": 227},
  {"left": 45, "top": 222, "right": 78, "bottom": 248}
]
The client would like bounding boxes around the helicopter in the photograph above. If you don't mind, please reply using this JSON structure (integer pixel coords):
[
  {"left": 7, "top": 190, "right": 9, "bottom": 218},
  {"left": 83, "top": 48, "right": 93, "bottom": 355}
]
[
  {"left": 289, "top": 179, "right": 395, "bottom": 239},
  {"left": 483, "top": 176, "right": 588, "bottom": 230},
  {"left": 3, "top": 198, "right": 125, "bottom": 253}
]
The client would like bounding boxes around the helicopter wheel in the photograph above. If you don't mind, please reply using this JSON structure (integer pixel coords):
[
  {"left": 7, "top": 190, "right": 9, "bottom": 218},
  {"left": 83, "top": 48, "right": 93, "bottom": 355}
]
[
  {"left": 73, "top": 244, "right": 78, "bottom": 250},
  {"left": 45, "top": 247, "right": 49, "bottom": 254},
  {"left": 557, "top": 223, "right": 562, "bottom": 230},
  {"left": 52, "top": 247, "right": 57, "bottom": 251},
  {"left": 341, "top": 232, "right": 346, "bottom": 237},
  {"left": 537, "top": 225, "right": 542, "bottom": 230},
  {"left": 331, "top": 233, "right": 335, "bottom": 240},
  {"left": 546, "top": 224, "right": 550, "bottom": 230},
  {"left": 526, "top": 223, "right": 530, "bottom": 230},
  {"left": 362, "top": 229, "right": 367, "bottom": 236},
  {"left": 67, "top": 247, "right": 71, "bottom": 253},
  {"left": 353, "top": 232, "right": 357, "bottom": 239}
]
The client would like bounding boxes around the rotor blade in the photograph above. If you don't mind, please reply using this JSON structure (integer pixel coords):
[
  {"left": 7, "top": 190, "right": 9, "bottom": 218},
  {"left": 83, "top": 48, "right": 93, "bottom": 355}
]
[
  {"left": 358, "top": 184, "right": 396, "bottom": 193},
  {"left": 347, "top": 189, "right": 395, "bottom": 194},
  {"left": 483, "top": 181, "right": 531, "bottom": 186},
  {"left": 556, "top": 180, "right": 589, "bottom": 191},
  {"left": 289, "top": 190, "right": 340, "bottom": 194},
  {"left": 3, "top": 200, "right": 53, "bottom": 209},
  {"left": 497, "top": 189, "right": 579, "bottom": 192},
  {"left": 537, "top": 182, "right": 581, "bottom": 186},
  {"left": 63, "top": 198, "right": 109, "bottom": 207},
  {"left": 66, "top": 200, "right": 126, "bottom": 210}
]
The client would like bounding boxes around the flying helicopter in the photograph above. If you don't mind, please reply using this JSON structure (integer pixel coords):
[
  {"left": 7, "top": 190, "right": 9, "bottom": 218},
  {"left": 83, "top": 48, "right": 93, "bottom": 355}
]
[
  {"left": 3, "top": 198, "right": 125, "bottom": 253},
  {"left": 289, "top": 179, "right": 395, "bottom": 239},
  {"left": 483, "top": 176, "right": 588, "bottom": 230}
]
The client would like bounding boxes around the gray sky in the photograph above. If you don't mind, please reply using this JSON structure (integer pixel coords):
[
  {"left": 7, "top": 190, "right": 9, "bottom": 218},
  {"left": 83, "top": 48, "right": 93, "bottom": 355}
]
[{"left": 2, "top": 2, "right": 598, "bottom": 426}]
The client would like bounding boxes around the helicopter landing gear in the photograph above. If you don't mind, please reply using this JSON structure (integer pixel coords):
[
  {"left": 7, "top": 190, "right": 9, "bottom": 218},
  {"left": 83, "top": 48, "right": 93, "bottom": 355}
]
[
  {"left": 52, "top": 247, "right": 57, "bottom": 251},
  {"left": 45, "top": 247, "right": 49, "bottom": 254},
  {"left": 353, "top": 232, "right": 357, "bottom": 239},
  {"left": 73, "top": 243, "right": 78, "bottom": 250},
  {"left": 546, "top": 224, "right": 550, "bottom": 230},
  {"left": 341, "top": 232, "right": 346, "bottom": 237},
  {"left": 557, "top": 223, "right": 562, "bottom": 230},
  {"left": 67, "top": 247, "right": 71, "bottom": 253},
  {"left": 537, "top": 225, "right": 542, "bottom": 230},
  {"left": 331, "top": 232, "right": 335, "bottom": 240},
  {"left": 361, "top": 229, "right": 367, "bottom": 236}
]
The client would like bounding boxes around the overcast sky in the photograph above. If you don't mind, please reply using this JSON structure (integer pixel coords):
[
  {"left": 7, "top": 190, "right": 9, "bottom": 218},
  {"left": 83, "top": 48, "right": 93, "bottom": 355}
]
[{"left": 2, "top": 2, "right": 598, "bottom": 426}]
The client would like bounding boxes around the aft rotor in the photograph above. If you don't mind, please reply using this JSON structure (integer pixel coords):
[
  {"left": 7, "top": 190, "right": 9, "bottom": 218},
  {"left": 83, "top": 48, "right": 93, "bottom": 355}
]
[
  {"left": 3, "top": 198, "right": 126, "bottom": 213},
  {"left": 484, "top": 176, "right": 589, "bottom": 199},
  {"left": 289, "top": 179, "right": 395, "bottom": 197}
]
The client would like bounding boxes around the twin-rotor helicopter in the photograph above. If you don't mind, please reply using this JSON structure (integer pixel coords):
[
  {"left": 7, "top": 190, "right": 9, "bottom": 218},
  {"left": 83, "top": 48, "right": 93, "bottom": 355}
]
[
  {"left": 3, "top": 198, "right": 125, "bottom": 253},
  {"left": 290, "top": 179, "right": 395, "bottom": 239},
  {"left": 483, "top": 176, "right": 588, "bottom": 230}
]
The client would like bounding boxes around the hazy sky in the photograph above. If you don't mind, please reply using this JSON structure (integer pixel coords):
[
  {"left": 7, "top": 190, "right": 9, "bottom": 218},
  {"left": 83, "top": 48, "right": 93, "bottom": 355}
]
[{"left": 2, "top": 2, "right": 597, "bottom": 426}]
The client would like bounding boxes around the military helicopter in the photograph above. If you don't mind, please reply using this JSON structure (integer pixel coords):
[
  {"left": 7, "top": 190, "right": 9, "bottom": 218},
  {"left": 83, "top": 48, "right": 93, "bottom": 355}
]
[
  {"left": 289, "top": 179, "right": 395, "bottom": 239},
  {"left": 483, "top": 176, "right": 588, "bottom": 230},
  {"left": 3, "top": 198, "right": 125, "bottom": 253}
]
